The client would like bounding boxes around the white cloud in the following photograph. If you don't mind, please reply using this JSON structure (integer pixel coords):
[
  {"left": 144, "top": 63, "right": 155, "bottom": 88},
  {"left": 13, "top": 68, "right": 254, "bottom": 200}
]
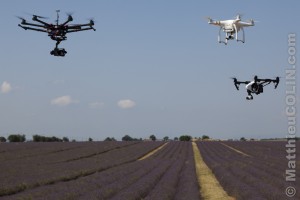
[
  {"left": 89, "top": 101, "right": 104, "bottom": 109},
  {"left": 51, "top": 95, "right": 78, "bottom": 106},
  {"left": 1, "top": 81, "right": 12, "bottom": 94},
  {"left": 117, "top": 99, "right": 136, "bottom": 109}
]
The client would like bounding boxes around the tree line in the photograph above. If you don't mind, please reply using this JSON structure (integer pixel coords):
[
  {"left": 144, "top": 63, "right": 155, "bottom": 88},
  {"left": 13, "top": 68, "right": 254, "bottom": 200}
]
[
  {"left": 0, "top": 134, "right": 70, "bottom": 143},
  {"left": 0, "top": 134, "right": 212, "bottom": 143}
]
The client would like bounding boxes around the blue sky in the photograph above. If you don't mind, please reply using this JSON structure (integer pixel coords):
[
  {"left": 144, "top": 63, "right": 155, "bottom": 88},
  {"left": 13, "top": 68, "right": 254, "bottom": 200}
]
[{"left": 0, "top": 0, "right": 299, "bottom": 141}]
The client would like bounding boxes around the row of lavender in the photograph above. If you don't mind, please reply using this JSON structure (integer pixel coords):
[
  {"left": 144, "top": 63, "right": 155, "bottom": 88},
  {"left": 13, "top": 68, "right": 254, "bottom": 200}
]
[
  {"left": 0, "top": 141, "right": 162, "bottom": 196},
  {"left": 197, "top": 141, "right": 300, "bottom": 200},
  {"left": 2, "top": 142, "right": 201, "bottom": 200}
]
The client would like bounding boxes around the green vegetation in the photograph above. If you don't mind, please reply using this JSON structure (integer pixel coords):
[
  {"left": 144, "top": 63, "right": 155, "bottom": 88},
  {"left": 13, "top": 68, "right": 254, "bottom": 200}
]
[
  {"left": 202, "top": 135, "right": 210, "bottom": 140},
  {"left": 179, "top": 135, "right": 192, "bottom": 141},
  {"left": 149, "top": 134, "right": 156, "bottom": 141},
  {"left": 0, "top": 136, "right": 6, "bottom": 142},
  {"left": 121, "top": 135, "right": 141, "bottom": 141},
  {"left": 8, "top": 134, "right": 26, "bottom": 142},
  {"left": 32, "top": 135, "right": 68, "bottom": 142},
  {"left": 104, "top": 137, "right": 116, "bottom": 141}
]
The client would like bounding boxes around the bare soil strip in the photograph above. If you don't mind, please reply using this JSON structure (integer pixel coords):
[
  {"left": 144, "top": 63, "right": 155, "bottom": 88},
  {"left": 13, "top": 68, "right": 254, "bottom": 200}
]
[
  {"left": 220, "top": 143, "right": 252, "bottom": 157},
  {"left": 192, "top": 142, "right": 235, "bottom": 200},
  {"left": 138, "top": 142, "right": 168, "bottom": 161}
]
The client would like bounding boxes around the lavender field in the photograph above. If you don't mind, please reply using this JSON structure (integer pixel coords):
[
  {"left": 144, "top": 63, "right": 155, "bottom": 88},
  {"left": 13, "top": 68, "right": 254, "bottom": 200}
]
[
  {"left": 197, "top": 141, "right": 300, "bottom": 200},
  {"left": 0, "top": 141, "right": 299, "bottom": 200},
  {"left": 0, "top": 141, "right": 200, "bottom": 200}
]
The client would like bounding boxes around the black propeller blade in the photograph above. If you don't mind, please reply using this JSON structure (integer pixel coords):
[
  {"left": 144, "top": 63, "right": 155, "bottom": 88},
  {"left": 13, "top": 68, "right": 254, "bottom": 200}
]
[
  {"left": 231, "top": 77, "right": 239, "bottom": 90},
  {"left": 16, "top": 16, "right": 26, "bottom": 24},
  {"left": 33, "top": 14, "right": 48, "bottom": 19},
  {"left": 24, "top": 12, "right": 48, "bottom": 19},
  {"left": 274, "top": 77, "right": 280, "bottom": 89},
  {"left": 66, "top": 12, "right": 74, "bottom": 21},
  {"left": 253, "top": 75, "right": 258, "bottom": 82}
]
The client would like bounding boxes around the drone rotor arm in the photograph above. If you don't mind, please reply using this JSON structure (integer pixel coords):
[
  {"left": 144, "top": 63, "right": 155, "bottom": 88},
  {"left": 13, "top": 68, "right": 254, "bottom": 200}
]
[
  {"left": 32, "top": 17, "right": 50, "bottom": 26},
  {"left": 18, "top": 24, "right": 47, "bottom": 32},
  {"left": 232, "top": 79, "right": 247, "bottom": 90},
  {"left": 261, "top": 81, "right": 272, "bottom": 87},
  {"left": 237, "top": 21, "right": 255, "bottom": 27},
  {"left": 237, "top": 81, "right": 250, "bottom": 85},
  {"left": 66, "top": 27, "right": 96, "bottom": 33},
  {"left": 19, "top": 21, "right": 46, "bottom": 28},
  {"left": 66, "top": 25, "right": 82, "bottom": 30},
  {"left": 70, "top": 22, "right": 94, "bottom": 27},
  {"left": 61, "top": 16, "right": 73, "bottom": 26}
]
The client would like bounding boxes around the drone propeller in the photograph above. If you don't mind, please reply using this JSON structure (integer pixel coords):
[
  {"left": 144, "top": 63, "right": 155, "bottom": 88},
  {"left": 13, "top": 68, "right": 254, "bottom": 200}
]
[
  {"left": 66, "top": 12, "right": 74, "bottom": 21},
  {"left": 34, "top": 15, "right": 48, "bottom": 19},
  {"left": 16, "top": 16, "right": 26, "bottom": 24},
  {"left": 204, "top": 16, "right": 213, "bottom": 23},
  {"left": 23, "top": 11, "right": 49, "bottom": 19},
  {"left": 230, "top": 77, "right": 237, "bottom": 82},
  {"left": 247, "top": 19, "right": 258, "bottom": 25},
  {"left": 274, "top": 77, "right": 280, "bottom": 89},
  {"left": 87, "top": 17, "right": 95, "bottom": 25},
  {"left": 231, "top": 77, "right": 239, "bottom": 90},
  {"left": 235, "top": 13, "right": 243, "bottom": 21},
  {"left": 66, "top": 11, "right": 74, "bottom": 16},
  {"left": 16, "top": 16, "right": 25, "bottom": 20},
  {"left": 253, "top": 75, "right": 258, "bottom": 83}
]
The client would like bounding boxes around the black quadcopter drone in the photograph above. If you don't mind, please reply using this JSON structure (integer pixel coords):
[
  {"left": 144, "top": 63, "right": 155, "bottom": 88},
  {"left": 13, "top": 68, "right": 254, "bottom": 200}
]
[
  {"left": 18, "top": 10, "right": 96, "bottom": 57},
  {"left": 232, "top": 76, "right": 280, "bottom": 100}
]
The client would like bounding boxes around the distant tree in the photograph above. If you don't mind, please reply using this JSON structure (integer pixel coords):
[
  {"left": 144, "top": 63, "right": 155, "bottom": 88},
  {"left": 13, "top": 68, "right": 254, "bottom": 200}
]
[
  {"left": 33, "top": 135, "right": 41, "bottom": 142},
  {"left": 163, "top": 136, "right": 169, "bottom": 141},
  {"left": 202, "top": 135, "right": 210, "bottom": 140},
  {"left": 174, "top": 137, "right": 179, "bottom": 141},
  {"left": 149, "top": 134, "right": 156, "bottom": 141},
  {"left": 179, "top": 135, "right": 192, "bottom": 141},
  {"left": 8, "top": 134, "right": 26, "bottom": 142},
  {"left": 104, "top": 137, "right": 116, "bottom": 141},
  {"left": 122, "top": 135, "right": 133, "bottom": 141},
  {"left": 50, "top": 136, "right": 62, "bottom": 142},
  {"left": 72, "top": 139, "right": 77, "bottom": 142},
  {"left": 0, "top": 136, "right": 6, "bottom": 142},
  {"left": 33, "top": 135, "right": 63, "bottom": 142},
  {"left": 88, "top": 137, "right": 93, "bottom": 142},
  {"left": 63, "top": 137, "right": 69, "bottom": 142},
  {"left": 240, "top": 137, "right": 247, "bottom": 141}
]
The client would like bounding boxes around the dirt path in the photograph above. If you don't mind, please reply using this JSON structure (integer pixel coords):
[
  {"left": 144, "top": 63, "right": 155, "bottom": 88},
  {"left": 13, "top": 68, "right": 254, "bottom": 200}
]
[
  {"left": 192, "top": 142, "right": 235, "bottom": 200},
  {"left": 138, "top": 142, "right": 168, "bottom": 160},
  {"left": 220, "top": 142, "right": 252, "bottom": 157}
]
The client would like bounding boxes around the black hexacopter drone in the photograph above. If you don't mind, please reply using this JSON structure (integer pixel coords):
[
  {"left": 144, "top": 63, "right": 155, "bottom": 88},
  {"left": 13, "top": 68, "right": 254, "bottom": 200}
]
[
  {"left": 18, "top": 10, "right": 96, "bottom": 57},
  {"left": 232, "top": 76, "right": 280, "bottom": 100}
]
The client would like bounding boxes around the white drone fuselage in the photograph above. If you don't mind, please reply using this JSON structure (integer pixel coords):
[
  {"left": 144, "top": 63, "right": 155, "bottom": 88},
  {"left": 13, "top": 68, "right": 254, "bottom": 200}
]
[
  {"left": 245, "top": 81, "right": 257, "bottom": 93},
  {"left": 208, "top": 16, "right": 255, "bottom": 44}
]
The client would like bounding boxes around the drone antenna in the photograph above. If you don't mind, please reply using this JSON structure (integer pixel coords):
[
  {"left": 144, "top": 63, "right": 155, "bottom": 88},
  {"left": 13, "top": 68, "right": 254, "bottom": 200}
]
[{"left": 56, "top": 10, "right": 60, "bottom": 26}]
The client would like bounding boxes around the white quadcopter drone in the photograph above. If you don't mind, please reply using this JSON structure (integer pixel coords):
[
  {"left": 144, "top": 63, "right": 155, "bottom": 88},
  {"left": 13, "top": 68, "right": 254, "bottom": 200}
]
[
  {"left": 207, "top": 14, "right": 255, "bottom": 45},
  {"left": 232, "top": 76, "right": 280, "bottom": 100}
]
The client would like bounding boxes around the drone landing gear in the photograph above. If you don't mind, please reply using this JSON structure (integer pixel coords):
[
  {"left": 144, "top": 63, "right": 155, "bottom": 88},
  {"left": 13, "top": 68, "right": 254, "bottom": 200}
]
[
  {"left": 246, "top": 95, "right": 253, "bottom": 100},
  {"left": 246, "top": 90, "right": 253, "bottom": 100},
  {"left": 234, "top": 25, "right": 245, "bottom": 43},
  {"left": 50, "top": 48, "right": 67, "bottom": 57},
  {"left": 218, "top": 27, "right": 245, "bottom": 44},
  {"left": 218, "top": 27, "right": 227, "bottom": 45}
]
